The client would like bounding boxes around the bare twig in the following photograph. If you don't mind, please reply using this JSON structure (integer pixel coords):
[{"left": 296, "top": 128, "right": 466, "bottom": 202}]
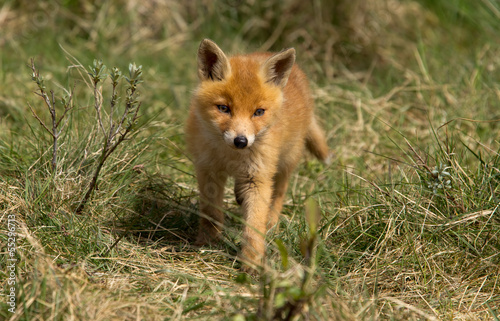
[
  {"left": 29, "top": 58, "right": 73, "bottom": 171},
  {"left": 28, "top": 102, "right": 52, "bottom": 134},
  {"left": 55, "top": 85, "right": 75, "bottom": 131}
]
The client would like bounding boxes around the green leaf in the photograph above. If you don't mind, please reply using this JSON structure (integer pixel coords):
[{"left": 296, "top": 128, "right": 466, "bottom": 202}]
[
  {"left": 287, "top": 286, "right": 304, "bottom": 301},
  {"left": 275, "top": 239, "right": 289, "bottom": 270},
  {"left": 275, "top": 292, "right": 286, "bottom": 309},
  {"left": 305, "top": 198, "right": 320, "bottom": 236},
  {"left": 235, "top": 272, "right": 251, "bottom": 284},
  {"left": 109, "top": 67, "right": 122, "bottom": 85},
  {"left": 88, "top": 59, "right": 107, "bottom": 83},
  {"left": 232, "top": 313, "right": 246, "bottom": 321}
]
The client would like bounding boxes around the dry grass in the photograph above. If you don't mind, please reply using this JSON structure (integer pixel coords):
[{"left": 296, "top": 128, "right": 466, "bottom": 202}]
[{"left": 1, "top": 0, "right": 500, "bottom": 320}]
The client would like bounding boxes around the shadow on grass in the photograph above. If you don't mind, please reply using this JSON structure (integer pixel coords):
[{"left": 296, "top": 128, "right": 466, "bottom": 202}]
[
  {"left": 114, "top": 172, "right": 199, "bottom": 246},
  {"left": 112, "top": 171, "right": 241, "bottom": 259}
]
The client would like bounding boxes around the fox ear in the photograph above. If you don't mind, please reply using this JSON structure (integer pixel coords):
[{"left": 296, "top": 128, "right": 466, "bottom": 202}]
[
  {"left": 262, "top": 48, "right": 296, "bottom": 88},
  {"left": 197, "top": 39, "right": 231, "bottom": 81}
]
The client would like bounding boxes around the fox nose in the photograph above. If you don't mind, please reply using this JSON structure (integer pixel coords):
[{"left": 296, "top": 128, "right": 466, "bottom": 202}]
[{"left": 234, "top": 136, "right": 248, "bottom": 149}]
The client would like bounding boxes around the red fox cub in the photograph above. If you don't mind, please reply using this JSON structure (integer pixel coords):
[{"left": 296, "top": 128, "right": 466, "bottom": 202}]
[{"left": 186, "top": 39, "right": 329, "bottom": 270}]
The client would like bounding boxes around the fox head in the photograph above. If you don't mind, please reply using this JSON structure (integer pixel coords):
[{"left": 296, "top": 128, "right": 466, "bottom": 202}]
[{"left": 193, "top": 39, "right": 296, "bottom": 150}]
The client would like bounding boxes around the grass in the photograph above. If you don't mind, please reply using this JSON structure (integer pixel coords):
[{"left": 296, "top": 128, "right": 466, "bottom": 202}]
[{"left": 1, "top": 0, "right": 500, "bottom": 320}]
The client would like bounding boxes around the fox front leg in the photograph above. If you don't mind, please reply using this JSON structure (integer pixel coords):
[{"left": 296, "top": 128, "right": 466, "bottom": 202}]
[
  {"left": 195, "top": 167, "right": 228, "bottom": 246},
  {"left": 235, "top": 175, "right": 274, "bottom": 270}
]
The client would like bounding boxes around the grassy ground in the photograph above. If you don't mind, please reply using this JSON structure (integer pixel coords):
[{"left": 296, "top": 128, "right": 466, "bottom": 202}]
[{"left": 1, "top": 0, "right": 500, "bottom": 320}]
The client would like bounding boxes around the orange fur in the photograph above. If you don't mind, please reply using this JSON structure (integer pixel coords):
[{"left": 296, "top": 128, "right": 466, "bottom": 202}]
[{"left": 186, "top": 39, "right": 329, "bottom": 270}]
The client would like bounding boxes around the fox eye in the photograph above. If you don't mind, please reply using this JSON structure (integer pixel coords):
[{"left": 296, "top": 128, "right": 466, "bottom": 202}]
[
  {"left": 253, "top": 108, "right": 265, "bottom": 117},
  {"left": 217, "top": 105, "right": 231, "bottom": 114}
]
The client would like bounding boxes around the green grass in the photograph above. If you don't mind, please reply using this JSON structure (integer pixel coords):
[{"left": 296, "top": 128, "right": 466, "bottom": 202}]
[{"left": 1, "top": 0, "right": 500, "bottom": 320}]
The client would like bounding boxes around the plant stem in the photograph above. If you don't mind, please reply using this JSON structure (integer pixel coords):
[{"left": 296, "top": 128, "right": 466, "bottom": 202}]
[
  {"left": 76, "top": 140, "right": 108, "bottom": 214},
  {"left": 50, "top": 91, "right": 58, "bottom": 171}
]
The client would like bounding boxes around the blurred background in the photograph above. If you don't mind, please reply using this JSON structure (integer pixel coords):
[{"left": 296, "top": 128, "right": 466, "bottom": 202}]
[{"left": 1, "top": 0, "right": 499, "bottom": 168}]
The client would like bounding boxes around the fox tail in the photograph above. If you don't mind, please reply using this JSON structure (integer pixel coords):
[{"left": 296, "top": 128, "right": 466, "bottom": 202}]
[{"left": 305, "top": 117, "right": 332, "bottom": 165}]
